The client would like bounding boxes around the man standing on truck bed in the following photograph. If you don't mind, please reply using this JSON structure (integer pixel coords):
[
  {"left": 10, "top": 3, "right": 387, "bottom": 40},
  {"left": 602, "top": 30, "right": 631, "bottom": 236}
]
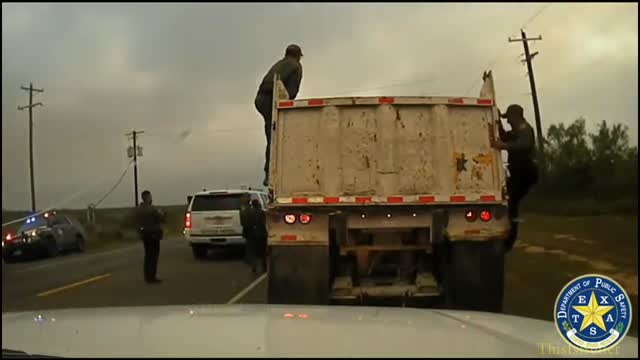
[
  {"left": 255, "top": 44, "right": 304, "bottom": 187},
  {"left": 491, "top": 104, "right": 539, "bottom": 250}
]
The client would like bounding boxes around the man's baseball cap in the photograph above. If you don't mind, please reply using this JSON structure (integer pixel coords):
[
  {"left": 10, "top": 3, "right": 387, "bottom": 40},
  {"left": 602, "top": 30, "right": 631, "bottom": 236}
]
[
  {"left": 500, "top": 104, "right": 524, "bottom": 119},
  {"left": 285, "top": 44, "right": 303, "bottom": 57}
]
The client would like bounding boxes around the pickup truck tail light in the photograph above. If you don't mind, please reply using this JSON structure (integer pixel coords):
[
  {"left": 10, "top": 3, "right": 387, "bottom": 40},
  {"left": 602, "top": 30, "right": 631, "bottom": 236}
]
[{"left": 185, "top": 212, "right": 192, "bottom": 229}]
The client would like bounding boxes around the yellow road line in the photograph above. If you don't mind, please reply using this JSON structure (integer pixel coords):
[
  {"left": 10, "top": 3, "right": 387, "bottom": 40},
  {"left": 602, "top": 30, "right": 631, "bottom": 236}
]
[{"left": 37, "top": 273, "right": 112, "bottom": 297}]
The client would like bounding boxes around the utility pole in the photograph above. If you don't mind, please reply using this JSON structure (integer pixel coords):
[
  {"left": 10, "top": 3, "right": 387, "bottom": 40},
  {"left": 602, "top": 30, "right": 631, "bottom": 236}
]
[
  {"left": 126, "top": 130, "right": 144, "bottom": 207},
  {"left": 509, "top": 29, "right": 546, "bottom": 175},
  {"left": 18, "top": 83, "right": 44, "bottom": 212}
]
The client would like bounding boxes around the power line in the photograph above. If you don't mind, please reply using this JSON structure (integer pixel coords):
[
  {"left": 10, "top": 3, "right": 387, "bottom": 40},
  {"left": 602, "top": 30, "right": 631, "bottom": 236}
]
[
  {"left": 462, "top": 3, "right": 554, "bottom": 96},
  {"left": 522, "top": 3, "right": 552, "bottom": 30},
  {"left": 93, "top": 160, "right": 134, "bottom": 208},
  {"left": 305, "top": 75, "right": 442, "bottom": 98}
]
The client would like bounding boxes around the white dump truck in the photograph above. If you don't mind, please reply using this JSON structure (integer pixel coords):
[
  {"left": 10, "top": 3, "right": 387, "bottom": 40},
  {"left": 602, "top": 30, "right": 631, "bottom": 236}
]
[{"left": 265, "top": 71, "right": 511, "bottom": 312}]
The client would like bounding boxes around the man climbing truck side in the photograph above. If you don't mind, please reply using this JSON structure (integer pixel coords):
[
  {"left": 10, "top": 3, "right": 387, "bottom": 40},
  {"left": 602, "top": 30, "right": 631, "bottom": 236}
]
[{"left": 264, "top": 71, "right": 512, "bottom": 312}]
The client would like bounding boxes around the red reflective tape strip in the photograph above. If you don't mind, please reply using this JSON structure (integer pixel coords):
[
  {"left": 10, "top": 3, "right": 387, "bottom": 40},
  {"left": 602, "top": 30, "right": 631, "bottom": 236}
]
[
  {"left": 292, "top": 198, "right": 308, "bottom": 204},
  {"left": 324, "top": 197, "right": 340, "bottom": 204},
  {"left": 477, "top": 99, "right": 493, "bottom": 105},
  {"left": 279, "top": 101, "right": 294, "bottom": 107},
  {"left": 281, "top": 235, "right": 297, "bottom": 241},
  {"left": 448, "top": 98, "right": 464, "bottom": 104},
  {"left": 480, "top": 195, "right": 496, "bottom": 202},
  {"left": 387, "top": 196, "right": 404, "bottom": 203},
  {"left": 378, "top": 97, "right": 394, "bottom": 104},
  {"left": 464, "top": 229, "right": 481, "bottom": 235},
  {"left": 419, "top": 196, "right": 435, "bottom": 203},
  {"left": 450, "top": 195, "right": 466, "bottom": 202},
  {"left": 356, "top": 196, "right": 372, "bottom": 204},
  {"left": 307, "top": 99, "right": 324, "bottom": 106}
]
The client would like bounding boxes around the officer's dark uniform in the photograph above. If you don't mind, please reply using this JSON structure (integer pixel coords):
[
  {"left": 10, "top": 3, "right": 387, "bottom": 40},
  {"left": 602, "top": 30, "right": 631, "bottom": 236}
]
[
  {"left": 497, "top": 105, "right": 539, "bottom": 250},
  {"left": 244, "top": 200, "right": 267, "bottom": 274},
  {"left": 255, "top": 45, "right": 303, "bottom": 185},
  {"left": 136, "top": 201, "right": 165, "bottom": 283},
  {"left": 239, "top": 193, "right": 251, "bottom": 247}
]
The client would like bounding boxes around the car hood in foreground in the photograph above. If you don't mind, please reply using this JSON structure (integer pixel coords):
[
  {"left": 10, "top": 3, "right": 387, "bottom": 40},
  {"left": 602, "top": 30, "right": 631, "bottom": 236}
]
[{"left": 2, "top": 304, "right": 637, "bottom": 358}]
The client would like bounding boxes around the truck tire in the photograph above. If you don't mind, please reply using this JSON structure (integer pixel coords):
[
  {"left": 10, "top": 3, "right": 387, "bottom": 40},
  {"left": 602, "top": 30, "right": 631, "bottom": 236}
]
[
  {"left": 191, "top": 245, "right": 208, "bottom": 259},
  {"left": 442, "top": 240, "right": 504, "bottom": 313},
  {"left": 268, "top": 245, "right": 329, "bottom": 305}
]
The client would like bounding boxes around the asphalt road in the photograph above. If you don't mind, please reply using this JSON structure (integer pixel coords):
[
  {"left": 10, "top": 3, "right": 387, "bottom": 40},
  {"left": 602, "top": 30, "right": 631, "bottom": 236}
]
[{"left": 2, "top": 238, "right": 267, "bottom": 313}]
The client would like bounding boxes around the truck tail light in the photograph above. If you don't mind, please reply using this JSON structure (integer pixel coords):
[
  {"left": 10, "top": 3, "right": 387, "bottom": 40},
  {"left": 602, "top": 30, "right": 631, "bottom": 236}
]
[
  {"left": 185, "top": 212, "right": 192, "bottom": 229},
  {"left": 465, "top": 210, "right": 477, "bottom": 222},
  {"left": 480, "top": 210, "right": 492, "bottom": 222},
  {"left": 299, "top": 214, "right": 312, "bottom": 224},
  {"left": 284, "top": 214, "right": 296, "bottom": 224}
]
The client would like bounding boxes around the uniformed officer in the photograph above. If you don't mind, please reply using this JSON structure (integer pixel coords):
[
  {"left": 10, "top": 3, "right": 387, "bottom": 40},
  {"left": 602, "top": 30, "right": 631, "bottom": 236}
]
[
  {"left": 135, "top": 190, "right": 165, "bottom": 284},
  {"left": 239, "top": 192, "right": 251, "bottom": 245},
  {"left": 255, "top": 44, "right": 304, "bottom": 187},
  {"left": 491, "top": 104, "right": 539, "bottom": 250},
  {"left": 244, "top": 199, "right": 268, "bottom": 274}
]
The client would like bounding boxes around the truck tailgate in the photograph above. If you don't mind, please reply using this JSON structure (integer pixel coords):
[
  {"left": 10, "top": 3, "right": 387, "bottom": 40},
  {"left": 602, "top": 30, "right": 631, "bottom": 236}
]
[{"left": 270, "top": 98, "right": 504, "bottom": 203}]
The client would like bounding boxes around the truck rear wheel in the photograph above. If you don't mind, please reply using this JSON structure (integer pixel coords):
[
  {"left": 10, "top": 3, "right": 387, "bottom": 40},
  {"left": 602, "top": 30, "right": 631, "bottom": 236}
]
[
  {"left": 442, "top": 240, "right": 504, "bottom": 313},
  {"left": 267, "top": 245, "right": 329, "bottom": 305}
]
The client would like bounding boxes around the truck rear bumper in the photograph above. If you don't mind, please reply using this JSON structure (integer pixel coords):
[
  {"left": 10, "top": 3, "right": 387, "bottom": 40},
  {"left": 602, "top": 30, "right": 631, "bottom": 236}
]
[
  {"left": 331, "top": 273, "right": 440, "bottom": 300},
  {"left": 185, "top": 235, "right": 246, "bottom": 247}
]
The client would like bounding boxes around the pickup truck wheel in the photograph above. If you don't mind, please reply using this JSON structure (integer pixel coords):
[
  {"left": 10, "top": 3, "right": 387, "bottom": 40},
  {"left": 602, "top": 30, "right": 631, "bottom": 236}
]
[
  {"left": 46, "top": 236, "right": 59, "bottom": 258},
  {"left": 442, "top": 240, "right": 504, "bottom": 313},
  {"left": 192, "top": 245, "right": 208, "bottom": 259},
  {"left": 268, "top": 245, "right": 329, "bottom": 305}
]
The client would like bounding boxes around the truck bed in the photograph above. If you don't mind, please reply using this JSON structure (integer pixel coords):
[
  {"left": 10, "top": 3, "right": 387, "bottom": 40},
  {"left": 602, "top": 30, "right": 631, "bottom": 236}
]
[{"left": 270, "top": 96, "right": 505, "bottom": 205}]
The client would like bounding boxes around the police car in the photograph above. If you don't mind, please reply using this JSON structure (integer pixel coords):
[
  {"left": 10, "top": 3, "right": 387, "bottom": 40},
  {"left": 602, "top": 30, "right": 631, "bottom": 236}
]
[
  {"left": 184, "top": 189, "right": 269, "bottom": 259},
  {"left": 2, "top": 211, "right": 87, "bottom": 262}
]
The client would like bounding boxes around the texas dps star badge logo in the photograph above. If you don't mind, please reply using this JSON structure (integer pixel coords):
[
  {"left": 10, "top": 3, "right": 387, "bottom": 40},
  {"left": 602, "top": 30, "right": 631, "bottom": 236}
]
[{"left": 554, "top": 274, "right": 632, "bottom": 352}]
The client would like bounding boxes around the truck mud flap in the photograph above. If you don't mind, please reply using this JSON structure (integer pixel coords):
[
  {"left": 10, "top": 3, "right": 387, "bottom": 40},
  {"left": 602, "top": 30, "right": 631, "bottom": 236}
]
[
  {"left": 268, "top": 245, "right": 330, "bottom": 305},
  {"left": 443, "top": 240, "right": 504, "bottom": 313}
]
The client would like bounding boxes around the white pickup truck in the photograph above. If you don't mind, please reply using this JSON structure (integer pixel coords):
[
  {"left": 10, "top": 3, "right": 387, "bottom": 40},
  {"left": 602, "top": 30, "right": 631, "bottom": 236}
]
[{"left": 265, "top": 71, "right": 511, "bottom": 312}]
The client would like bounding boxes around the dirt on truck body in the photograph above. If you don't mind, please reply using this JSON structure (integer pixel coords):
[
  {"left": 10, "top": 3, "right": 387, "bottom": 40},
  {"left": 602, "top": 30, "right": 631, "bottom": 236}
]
[{"left": 265, "top": 71, "right": 511, "bottom": 312}]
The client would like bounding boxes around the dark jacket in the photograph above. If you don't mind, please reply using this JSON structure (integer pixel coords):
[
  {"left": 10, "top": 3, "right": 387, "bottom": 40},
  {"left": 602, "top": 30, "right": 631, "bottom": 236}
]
[
  {"left": 498, "top": 120, "right": 537, "bottom": 172},
  {"left": 256, "top": 56, "right": 303, "bottom": 100},
  {"left": 244, "top": 206, "right": 267, "bottom": 239},
  {"left": 135, "top": 203, "right": 165, "bottom": 239}
]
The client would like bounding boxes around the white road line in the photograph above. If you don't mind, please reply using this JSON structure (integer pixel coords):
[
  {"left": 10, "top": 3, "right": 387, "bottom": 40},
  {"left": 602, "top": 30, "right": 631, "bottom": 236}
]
[{"left": 227, "top": 272, "right": 268, "bottom": 304}]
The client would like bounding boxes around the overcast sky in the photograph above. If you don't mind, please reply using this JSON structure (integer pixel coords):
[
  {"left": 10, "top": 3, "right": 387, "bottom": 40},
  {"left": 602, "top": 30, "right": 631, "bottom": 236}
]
[{"left": 2, "top": 2, "right": 638, "bottom": 210}]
